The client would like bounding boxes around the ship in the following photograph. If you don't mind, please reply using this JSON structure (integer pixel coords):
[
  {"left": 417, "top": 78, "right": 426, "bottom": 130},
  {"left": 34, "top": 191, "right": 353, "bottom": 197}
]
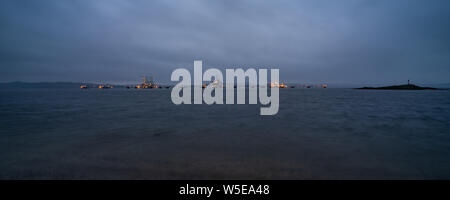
[
  {"left": 270, "top": 82, "right": 288, "bottom": 88},
  {"left": 98, "top": 85, "right": 113, "bottom": 89},
  {"left": 136, "top": 76, "right": 160, "bottom": 89},
  {"left": 209, "top": 80, "right": 223, "bottom": 88},
  {"left": 201, "top": 80, "right": 223, "bottom": 88}
]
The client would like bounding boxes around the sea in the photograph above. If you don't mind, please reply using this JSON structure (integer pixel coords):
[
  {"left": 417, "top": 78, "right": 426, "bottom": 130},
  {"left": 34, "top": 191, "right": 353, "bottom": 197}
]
[{"left": 1, "top": 87, "right": 450, "bottom": 179}]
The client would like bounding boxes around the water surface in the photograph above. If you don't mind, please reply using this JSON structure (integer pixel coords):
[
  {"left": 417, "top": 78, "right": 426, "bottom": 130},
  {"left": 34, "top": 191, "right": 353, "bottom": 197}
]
[{"left": 1, "top": 88, "right": 450, "bottom": 179}]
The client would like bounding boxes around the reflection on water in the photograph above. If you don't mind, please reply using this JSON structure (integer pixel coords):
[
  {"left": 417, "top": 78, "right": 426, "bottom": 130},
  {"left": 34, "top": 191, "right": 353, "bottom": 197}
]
[{"left": 1, "top": 88, "right": 450, "bottom": 179}]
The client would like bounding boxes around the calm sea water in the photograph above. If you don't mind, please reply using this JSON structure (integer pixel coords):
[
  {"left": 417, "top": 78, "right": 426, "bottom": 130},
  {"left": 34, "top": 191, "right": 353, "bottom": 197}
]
[{"left": 1, "top": 88, "right": 450, "bottom": 179}]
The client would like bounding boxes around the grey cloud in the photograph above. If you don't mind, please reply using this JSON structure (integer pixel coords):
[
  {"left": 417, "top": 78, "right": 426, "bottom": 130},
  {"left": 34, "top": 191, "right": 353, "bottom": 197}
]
[{"left": 0, "top": 0, "right": 449, "bottom": 85}]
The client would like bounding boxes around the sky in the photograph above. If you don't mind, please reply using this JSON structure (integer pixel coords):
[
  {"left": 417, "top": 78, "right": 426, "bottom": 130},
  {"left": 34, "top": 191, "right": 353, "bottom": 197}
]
[{"left": 0, "top": 0, "right": 449, "bottom": 86}]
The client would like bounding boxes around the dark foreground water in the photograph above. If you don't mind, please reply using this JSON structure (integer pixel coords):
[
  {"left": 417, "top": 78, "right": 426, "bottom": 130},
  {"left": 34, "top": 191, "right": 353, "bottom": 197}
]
[{"left": 1, "top": 88, "right": 450, "bottom": 179}]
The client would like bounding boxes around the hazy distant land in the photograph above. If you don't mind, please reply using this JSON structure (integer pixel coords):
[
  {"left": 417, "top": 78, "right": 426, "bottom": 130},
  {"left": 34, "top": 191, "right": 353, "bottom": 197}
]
[
  {"left": 1, "top": 81, "right": 450, "bottom": 89},
  {"left": 357, "top": 84, "right": 438, "bottom": 90}
]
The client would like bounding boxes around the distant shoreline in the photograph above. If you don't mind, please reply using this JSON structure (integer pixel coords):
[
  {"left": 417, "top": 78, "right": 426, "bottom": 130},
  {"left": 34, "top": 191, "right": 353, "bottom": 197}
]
[
  {"left": 356, "top": 84, "right": 437, "bottom": 90},
  {"left": 1, "top": 81, "right": 450, "bottom": 90}
]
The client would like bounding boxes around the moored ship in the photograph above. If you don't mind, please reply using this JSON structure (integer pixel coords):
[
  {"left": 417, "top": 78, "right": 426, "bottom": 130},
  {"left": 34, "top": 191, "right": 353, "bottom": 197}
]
[
  {"left": 135, "top": 76, "right": 160, "bottom": 89},
  {"left": 98, "top": 85, "right": 113, "bottom": 89},
  {"left": 270, "top": 82, "right": 288, "bottom": 88}
]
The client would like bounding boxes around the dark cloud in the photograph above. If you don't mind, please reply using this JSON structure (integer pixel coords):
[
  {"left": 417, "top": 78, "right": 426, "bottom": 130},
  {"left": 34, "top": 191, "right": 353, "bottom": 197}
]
[{"left": 0, "top": 0, "right": 449, "bottom": 85}]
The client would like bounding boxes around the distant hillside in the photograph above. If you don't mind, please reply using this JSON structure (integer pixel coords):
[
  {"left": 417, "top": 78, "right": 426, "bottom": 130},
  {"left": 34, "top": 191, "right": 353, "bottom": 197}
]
[
  {"left": 0, "top": 82, "right": 87, "bottom": 89},
  {"left": 357, "top": 84, "right": 437, "bottom": 90}
]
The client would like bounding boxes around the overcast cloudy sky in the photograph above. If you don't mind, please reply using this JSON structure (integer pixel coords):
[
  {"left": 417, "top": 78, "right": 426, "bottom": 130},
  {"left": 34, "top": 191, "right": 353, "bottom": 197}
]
[{"left": 1, "top": 0, "right": 449, "bottom": 85}]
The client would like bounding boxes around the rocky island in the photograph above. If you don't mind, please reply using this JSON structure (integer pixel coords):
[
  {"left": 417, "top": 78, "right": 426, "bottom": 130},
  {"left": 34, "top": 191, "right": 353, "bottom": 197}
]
[{"left": 357, "top": 84, "right": 436, "bottom": 90}]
